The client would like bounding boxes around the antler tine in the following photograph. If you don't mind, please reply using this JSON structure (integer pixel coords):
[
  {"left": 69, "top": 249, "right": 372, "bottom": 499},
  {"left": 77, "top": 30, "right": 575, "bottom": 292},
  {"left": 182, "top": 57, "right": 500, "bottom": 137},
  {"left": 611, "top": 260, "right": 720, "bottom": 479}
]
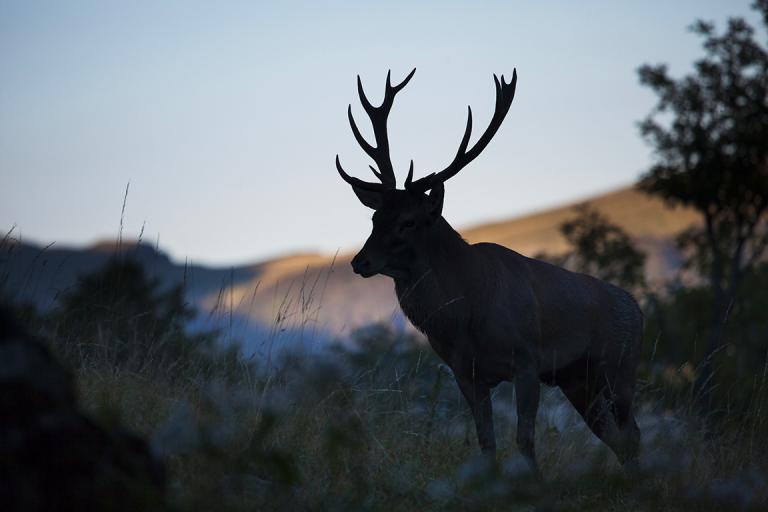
[
  {"left": 343, "top": 68, "right": 417, "bottom": 189},
  {"left": 347, "top": 105, "right": 376, "bottom": 157},
  {"left": 404, "top": 160, "right": 414, "bottom": 188},
  {"left": 409, "top": 69, "right": 517, "bottom": 192},
  {"left": 356, "top": 75, "right": 375, "bottom": 114},
  {"left": 385, "top": 68, "right": 416, "bottom": 102},
  {"left": 368, "top": 165, "right": 383, "bottom": 181},
  {"left": 336, "top": 155, "right": 388, "bottom": 192}
]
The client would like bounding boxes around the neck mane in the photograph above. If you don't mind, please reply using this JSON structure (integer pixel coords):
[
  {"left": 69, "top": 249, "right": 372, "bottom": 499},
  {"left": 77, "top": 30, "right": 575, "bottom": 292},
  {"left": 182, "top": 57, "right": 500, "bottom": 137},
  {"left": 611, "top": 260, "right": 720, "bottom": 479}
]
[
  {"left": 395, "top": 216, "right": 471, "bottom": 288},
  {"left": 392, "top": 216, "right": 476, "bottom": 337}
]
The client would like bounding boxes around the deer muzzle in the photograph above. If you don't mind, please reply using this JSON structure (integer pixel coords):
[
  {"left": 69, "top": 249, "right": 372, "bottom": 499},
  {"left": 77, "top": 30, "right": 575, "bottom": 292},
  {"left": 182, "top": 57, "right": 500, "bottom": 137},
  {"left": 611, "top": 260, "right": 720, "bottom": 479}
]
[{"left": 351, "top": 252, "right": 377, "bottom": 278}]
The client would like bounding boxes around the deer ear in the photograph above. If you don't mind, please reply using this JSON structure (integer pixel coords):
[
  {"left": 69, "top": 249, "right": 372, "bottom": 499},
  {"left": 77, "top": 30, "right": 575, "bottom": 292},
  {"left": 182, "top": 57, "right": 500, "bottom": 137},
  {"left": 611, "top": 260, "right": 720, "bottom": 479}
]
[
  {"left": 350, "top": 184, "right": 383, "bottom": 210},
  {"left": 427, "top": 183, "right": 444, "bottom": 217}
]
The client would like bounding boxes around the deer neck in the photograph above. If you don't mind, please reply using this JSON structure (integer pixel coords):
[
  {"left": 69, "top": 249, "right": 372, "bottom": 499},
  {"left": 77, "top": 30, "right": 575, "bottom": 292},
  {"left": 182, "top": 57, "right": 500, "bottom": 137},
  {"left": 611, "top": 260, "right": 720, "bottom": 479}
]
[
  {"left": 423, "top": 216, "right": 472, "bottom": 273},
  {"left": 393, "top": 217, "right": 472, "bottom": 321}
]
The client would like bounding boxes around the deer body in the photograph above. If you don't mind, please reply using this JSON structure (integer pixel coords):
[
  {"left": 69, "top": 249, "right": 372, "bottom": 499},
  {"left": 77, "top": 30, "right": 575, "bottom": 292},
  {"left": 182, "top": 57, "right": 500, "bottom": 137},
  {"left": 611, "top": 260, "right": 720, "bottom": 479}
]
[{"left": 336, "top": 69, "right": 642, "bottom": 471}]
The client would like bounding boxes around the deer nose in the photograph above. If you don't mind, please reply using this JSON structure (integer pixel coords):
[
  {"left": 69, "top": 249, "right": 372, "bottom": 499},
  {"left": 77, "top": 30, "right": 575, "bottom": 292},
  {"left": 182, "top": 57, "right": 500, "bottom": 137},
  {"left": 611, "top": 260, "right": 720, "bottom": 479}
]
[
  {"left": 351, "top": 257, "right": 369, "bottom": 274},
  {"left": 351, "top": 255, "right": 374, "bottom": 277}
]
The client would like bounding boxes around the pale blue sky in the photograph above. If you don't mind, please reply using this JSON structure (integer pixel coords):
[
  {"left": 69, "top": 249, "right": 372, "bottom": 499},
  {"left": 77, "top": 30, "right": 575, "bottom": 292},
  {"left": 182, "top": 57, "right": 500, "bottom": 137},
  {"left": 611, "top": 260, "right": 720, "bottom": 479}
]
[{"left": 0, "top": 1, "right": 761, "bottom": 265}]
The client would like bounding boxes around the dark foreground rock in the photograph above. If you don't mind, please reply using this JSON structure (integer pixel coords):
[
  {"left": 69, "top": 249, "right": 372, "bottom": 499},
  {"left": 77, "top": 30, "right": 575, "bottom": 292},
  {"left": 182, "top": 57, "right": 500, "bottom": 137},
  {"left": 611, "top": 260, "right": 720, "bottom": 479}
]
[{"left": 0, "top": 306, "right": 166, "bottom": 512}]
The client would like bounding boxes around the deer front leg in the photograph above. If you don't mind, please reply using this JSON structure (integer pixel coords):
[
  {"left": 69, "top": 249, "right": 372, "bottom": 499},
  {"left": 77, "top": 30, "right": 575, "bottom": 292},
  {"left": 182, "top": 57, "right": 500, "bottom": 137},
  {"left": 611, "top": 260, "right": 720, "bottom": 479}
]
[
  {"left": 456, "top": 375, "right": 496, "bottom": 455},
  {"left": 515, "top": 368, "right": 541, "bottom": 474}
]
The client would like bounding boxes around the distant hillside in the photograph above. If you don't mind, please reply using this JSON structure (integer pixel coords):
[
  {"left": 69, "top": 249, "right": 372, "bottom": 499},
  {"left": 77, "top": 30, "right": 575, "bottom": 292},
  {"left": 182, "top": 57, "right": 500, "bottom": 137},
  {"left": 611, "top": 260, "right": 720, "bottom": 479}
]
[
  {"left": 1, "top": 185, "right": 698, "bottom": 350},
  {"left": 462, "top": 187, "right": 699, "bottom": 283}
]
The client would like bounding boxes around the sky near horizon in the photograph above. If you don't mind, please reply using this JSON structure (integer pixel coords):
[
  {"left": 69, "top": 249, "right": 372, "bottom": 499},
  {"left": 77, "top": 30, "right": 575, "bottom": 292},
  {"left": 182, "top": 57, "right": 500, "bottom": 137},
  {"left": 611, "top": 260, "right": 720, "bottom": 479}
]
[{"left": 1, "top": 1, "right": 762, "bottom": 266}]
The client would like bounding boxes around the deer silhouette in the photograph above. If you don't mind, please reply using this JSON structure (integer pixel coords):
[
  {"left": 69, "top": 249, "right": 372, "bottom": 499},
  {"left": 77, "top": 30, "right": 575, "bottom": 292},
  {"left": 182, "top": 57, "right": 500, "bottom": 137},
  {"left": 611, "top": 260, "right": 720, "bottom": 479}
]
[{"left": 336, "top": 69, "right": 642, "bottom": 472}]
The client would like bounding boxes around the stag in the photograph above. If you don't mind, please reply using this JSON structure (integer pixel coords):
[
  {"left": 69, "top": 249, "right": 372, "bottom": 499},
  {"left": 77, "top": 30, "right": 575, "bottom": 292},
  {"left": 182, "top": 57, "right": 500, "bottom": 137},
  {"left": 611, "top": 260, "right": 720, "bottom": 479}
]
[{"left": 335, "top": 69, "right": 642, "bottom": 472}]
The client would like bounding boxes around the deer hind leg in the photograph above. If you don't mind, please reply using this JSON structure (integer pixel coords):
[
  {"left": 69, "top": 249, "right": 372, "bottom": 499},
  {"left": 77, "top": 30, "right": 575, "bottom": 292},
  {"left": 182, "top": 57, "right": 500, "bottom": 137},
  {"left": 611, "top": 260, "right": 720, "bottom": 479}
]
[
  {"left": 607, "top": 361, "right": 641, "bottom": 470},
  {"left": 559, "top": 364, "right": 628, "bottom": 466},
  {"left": 610, "top": 390, "right": 640, "bottom": 471}
]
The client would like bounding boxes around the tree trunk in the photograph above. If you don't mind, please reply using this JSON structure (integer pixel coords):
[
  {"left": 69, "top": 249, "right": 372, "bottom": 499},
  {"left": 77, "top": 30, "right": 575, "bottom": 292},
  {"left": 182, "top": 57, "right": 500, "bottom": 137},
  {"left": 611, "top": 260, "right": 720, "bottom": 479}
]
[
  {"left": 695, "top": 269, "right": 743, "bottom": 423},
  {"left": 694, "top": 213, "right": 727, "bottom": 420},
  {"left": 694, "top": 287, "right": 727, "bottom": 418}
]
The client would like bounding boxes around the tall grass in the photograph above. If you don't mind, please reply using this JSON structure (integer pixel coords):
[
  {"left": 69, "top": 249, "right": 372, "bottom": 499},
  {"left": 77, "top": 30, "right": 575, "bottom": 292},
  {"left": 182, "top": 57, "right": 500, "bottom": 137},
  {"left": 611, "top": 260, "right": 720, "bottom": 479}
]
[
  {"left": 57, "top": 274, "right": 768, "bottom": 511},
  {"left": 71, "top": 330, "right": 768, "bottom": 510}
]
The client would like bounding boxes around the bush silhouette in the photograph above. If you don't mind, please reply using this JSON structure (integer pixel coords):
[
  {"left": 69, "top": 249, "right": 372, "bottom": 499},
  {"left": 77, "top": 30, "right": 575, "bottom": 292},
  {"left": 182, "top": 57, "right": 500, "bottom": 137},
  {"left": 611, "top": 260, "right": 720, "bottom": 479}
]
[{"left": 52, "top": 256, "right": 211, "bottom": 370}]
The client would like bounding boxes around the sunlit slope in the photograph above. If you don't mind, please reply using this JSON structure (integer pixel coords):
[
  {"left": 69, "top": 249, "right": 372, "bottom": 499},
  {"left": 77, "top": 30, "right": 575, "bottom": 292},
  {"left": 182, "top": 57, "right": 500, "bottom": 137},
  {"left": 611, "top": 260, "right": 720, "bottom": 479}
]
[
  {"left": 463, "top": 186, "right": 699, "bottom": 282},
  {"left": 205, "top": 186, "right": 698, "bottom": 337}
]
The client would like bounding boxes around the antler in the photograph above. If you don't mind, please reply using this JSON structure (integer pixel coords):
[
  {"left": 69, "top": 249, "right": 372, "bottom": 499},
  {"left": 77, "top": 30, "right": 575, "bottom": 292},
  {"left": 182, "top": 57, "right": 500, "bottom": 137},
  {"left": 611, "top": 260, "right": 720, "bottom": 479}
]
[
  {"left": 336, "top": 68, "right": 416, "bottom": 191},
  {"left": 407, "top": 69, "right": 517, "bottom": 193}
]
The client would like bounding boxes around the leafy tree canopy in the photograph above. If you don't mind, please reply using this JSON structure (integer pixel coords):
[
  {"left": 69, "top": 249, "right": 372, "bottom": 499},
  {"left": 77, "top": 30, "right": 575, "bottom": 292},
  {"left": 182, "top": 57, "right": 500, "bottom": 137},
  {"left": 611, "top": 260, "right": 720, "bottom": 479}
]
[
  {"left": 555, "top": 205, "right": 646, "bottom": 292},
  {"left": 638, "top": 1, "right": 768, "bottom": 289}
]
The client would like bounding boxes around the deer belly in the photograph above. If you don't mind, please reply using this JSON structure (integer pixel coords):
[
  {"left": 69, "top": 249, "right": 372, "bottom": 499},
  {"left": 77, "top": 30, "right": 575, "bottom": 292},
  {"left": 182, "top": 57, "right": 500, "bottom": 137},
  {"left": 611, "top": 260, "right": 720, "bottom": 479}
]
[
  {"left": 444, "top": 346, "right": 516, "bottom": 386},
  {"left": 480, "top": 360, "right": 515, "bottom": 386}
]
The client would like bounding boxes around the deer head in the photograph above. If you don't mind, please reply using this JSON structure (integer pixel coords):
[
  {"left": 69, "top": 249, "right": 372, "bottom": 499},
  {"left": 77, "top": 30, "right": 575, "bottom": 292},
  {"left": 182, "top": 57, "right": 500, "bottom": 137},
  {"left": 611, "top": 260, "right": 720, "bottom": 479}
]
[{"left": 336, "top": 69, "right": 517, "bottom": 279}]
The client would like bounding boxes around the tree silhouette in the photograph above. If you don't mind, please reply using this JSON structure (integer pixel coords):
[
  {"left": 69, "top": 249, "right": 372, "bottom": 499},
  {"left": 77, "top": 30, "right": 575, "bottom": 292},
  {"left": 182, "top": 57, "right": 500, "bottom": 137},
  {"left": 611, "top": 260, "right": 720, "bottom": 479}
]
[
  {"left": 558, "top": 205, "right": 646, "bottom": 293},
  {"left": 637, "top": 0, "right": 768, "bottom": 413}
]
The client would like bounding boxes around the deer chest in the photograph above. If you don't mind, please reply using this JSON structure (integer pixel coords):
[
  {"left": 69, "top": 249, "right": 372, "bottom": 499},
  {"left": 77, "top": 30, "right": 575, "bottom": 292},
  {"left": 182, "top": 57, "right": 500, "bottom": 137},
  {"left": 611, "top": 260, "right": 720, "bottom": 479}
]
[{"left": 396, "top": 284, "right": 469, "bottom": 337}]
